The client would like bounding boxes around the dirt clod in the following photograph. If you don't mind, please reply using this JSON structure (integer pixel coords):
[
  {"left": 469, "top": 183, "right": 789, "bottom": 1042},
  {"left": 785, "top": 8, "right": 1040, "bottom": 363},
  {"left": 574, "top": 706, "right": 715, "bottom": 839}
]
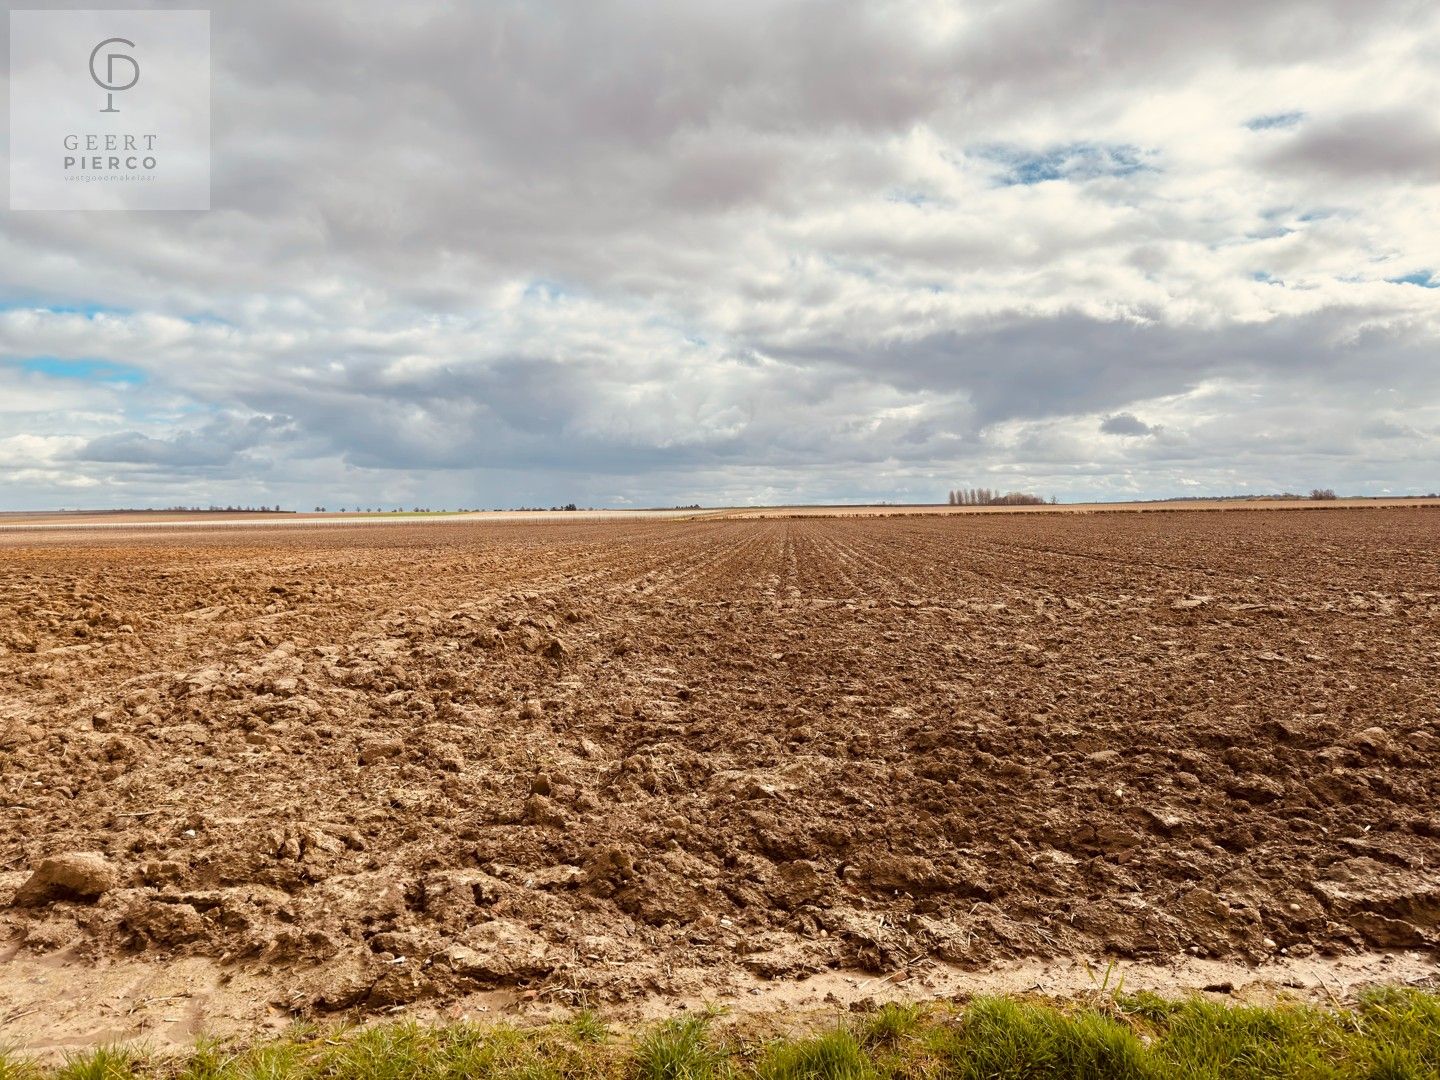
[{"left": 12, "top": 853, "right": 118, "bottom": 906}]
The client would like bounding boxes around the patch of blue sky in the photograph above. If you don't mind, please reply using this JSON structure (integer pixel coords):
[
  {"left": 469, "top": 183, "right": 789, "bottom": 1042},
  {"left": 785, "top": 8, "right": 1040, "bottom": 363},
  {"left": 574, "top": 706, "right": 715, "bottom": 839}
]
[
  {"left": 522, "top": 278, "right": 575, "bottom": 302},
  {"left": 972, "top": 142, "right": 1152, "bottom": 187},
  {"left": 8, "top": 356, "right": 147, "bottom": 384},
  {"left": 1245, "top": 111, "right": 1305, "bottom": 131},
  {"left": 885, "top": 188, "right": 938, "bottom": 207},
  {"left": 0, "top": 300, "right": 132, "bottom": 317},
  {"left": 1387, "top": 270, "right": 1437, "bottom": 287},
  {"left": 821, "top": 254, "right": 879, "bottom": 281},
  {"left": 1, "top": 300, "right": 237, "bottom": 328}
]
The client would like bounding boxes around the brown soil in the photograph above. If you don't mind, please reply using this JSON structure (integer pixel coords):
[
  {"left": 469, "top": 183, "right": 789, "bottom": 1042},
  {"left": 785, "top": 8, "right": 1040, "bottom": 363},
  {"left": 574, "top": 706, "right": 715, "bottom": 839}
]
[{"left": 2, "top": 511, "right": 1438, "bottom": 1025}]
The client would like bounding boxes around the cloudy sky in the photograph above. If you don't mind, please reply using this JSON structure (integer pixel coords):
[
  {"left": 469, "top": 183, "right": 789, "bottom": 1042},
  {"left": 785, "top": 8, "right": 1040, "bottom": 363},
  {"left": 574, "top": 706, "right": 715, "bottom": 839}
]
[{"left": 3, "top": 0, "right": 1439, "bottom": 509}]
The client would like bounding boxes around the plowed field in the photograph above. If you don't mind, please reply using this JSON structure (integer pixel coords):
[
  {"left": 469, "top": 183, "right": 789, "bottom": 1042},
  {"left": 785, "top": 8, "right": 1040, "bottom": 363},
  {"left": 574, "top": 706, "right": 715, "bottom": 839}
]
[{"left": 2, "top": 510, "right": 1438, "bottom": 1013}]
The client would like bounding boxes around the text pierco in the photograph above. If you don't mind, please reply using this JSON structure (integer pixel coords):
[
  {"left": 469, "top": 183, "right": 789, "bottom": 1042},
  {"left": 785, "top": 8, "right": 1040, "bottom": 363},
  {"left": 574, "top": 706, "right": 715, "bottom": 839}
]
[{"left": 63, "top": 133, "right": 158, "bottom": 172}]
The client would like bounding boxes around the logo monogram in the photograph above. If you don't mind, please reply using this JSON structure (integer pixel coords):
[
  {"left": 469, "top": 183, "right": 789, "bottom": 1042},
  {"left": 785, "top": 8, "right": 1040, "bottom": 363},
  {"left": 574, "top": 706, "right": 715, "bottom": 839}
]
[{"left": 89, "top": 37, "right": 138, "bottom": 113}]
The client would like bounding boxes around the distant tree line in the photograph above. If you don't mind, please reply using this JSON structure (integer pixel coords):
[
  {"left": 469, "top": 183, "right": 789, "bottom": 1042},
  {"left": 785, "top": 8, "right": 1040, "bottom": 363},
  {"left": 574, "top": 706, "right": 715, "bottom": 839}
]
[
  {"left": 318, "top": 505, "right": 591, "bottom": 513},
  {"left": 947, "top": 488, "right": 1051, "bottom": 506}
]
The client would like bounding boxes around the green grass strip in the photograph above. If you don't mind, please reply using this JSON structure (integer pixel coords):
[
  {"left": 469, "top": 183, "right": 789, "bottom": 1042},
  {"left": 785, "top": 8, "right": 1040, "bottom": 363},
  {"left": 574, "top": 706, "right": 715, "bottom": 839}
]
[{"left": 3, "top": 989, "right": 1439, "bottom": 1080}]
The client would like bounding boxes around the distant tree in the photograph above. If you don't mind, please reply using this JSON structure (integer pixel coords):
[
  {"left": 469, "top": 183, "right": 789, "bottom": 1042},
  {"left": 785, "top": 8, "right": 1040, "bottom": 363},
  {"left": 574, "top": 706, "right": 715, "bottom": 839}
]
[
  {"left": 951, "top": 488, "right": 1048, "bottom": 507},
  {"left": 1310, "top": 488, "right": 1338, "bottom": 500},
  {"left": 990, "top": 491, "right": 1046, "bottom": 506}
]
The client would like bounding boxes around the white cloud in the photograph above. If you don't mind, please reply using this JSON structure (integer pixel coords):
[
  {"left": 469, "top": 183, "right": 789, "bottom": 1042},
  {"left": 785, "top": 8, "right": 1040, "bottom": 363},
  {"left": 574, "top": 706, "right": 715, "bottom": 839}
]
[{"left": 2, "top": 0, "right": 1439, "bottom": 507}]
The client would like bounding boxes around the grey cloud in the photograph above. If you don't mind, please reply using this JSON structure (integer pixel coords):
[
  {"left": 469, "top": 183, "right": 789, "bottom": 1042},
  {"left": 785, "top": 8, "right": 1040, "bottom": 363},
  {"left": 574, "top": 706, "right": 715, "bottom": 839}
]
[
  {"left": 128, "top": 308, "right": 1430, "bottom": 486},
  {"left": 1360, "top": 418, "right": 1419, "bottom": 439},
  {"left": 1100, "top": 412, "right": 1156, "bottom": 435},
  {"left": 73, "top": 415, "right": 297, "bottom": 468},
  {"left": 1261, "top": 108, "right": 1440, "bottom": 181},
  {"left": 768, "top": 308, "right": 1440, "bottom": 427}
]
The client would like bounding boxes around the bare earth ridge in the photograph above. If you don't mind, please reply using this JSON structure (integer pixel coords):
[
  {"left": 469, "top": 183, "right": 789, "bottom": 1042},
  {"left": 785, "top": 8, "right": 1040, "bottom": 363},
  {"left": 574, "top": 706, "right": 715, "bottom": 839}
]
[{"left": 2, "top": 509, "right": 1438, "bottom": 1038}]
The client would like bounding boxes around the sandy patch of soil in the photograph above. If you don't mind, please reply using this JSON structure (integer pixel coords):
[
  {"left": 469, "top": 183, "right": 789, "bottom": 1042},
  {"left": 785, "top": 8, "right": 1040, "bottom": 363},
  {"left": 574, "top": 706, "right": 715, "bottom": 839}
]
[{"left": 3, "top": 945, "right": 1435, "bottom": 1058}]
